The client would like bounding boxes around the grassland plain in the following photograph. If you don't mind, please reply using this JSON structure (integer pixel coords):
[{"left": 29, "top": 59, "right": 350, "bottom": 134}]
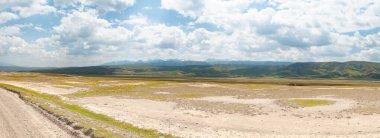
[
  {"left": 30, "top": 61, "right": 380, "bottom": 79},
  {"left": 0, "top": 73, "right": 177, "bottom": 138},
  {"left": 279, "top": 99, "right": 336, "bottom": 107},
  {"left": 1, "top": 72, "right": 380, "bottom": 137}
]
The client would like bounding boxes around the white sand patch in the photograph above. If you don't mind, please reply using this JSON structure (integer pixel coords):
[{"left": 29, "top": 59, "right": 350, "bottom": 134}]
[
  {"left": 64, "top": 81, "right": 81, "bottom": 84},
  {"left": 193, "top": 96, "right": 274, "bottom": 105},
  {"left": 315, "top": 87, "right": 355, "bottom": 90},
  {"left": 153, "top": 92, "right": 172, "bottom": 95},
  {"left": 72, "top": 96, "right": 380, "bottom": 137},
  {"left": 99, "top": 82, "right": 146, "bottom": 86},
  {"left": 0, "top": 81, "right": 85, "bottom": 95},
  {"left": 187, "top": 83, "right": 222, "bottom": 88}
]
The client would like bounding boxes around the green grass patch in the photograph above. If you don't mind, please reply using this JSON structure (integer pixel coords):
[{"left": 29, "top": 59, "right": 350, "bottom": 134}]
[
  {"left": 0, "top": 83, "right": 175, "bottom": 138},
  {"left": 282, "top": 99, "right": 335, "bottom": 107}
]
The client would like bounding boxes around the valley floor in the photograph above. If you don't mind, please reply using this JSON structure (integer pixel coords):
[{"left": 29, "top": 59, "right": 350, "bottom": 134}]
[{"left": 1, "top": 72, "right": 380, "bottom": 137}]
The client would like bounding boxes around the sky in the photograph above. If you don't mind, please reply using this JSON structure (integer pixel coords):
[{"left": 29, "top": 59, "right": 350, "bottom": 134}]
[{"left": 0, "top": 0, "right": 379, "bottom": 67}]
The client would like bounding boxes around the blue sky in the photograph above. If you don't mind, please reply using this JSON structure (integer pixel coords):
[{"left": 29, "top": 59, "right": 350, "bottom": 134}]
[{"left": 0, "top": 0, "right": 380, "bottom": 67}]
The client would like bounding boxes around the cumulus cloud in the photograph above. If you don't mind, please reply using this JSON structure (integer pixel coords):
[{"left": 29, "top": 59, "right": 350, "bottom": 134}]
[
  {"left": 162, "top": 0, "right": 379, "bottom": 47},
  {"left": 0, "top": 0, "right": 55, "bottom": 18},
  {"left": 1, "top": 0, "right": 380, "bottom": 66},
  {"left": 53, "top": 0, "right": 135, "bottom": 13},
  {"left": 119, "top": 14, "right": 150, "bottom": 26},
  {"left": 84, "top": 0, "right": 135, "bottom": 13},
  {"left": 0, "top": 24, "right": 62, "bottom": 66},
  {"left": 0, "top": 36, "right": 26, "bottom": 55},
  {"left": 52, "top": 10, "right": 132, "bottom": 55},
  {"left": 0, "top": 12, "right": 18, "bottom": 24},
  {"left": 0, "top": 26, "right": 22, "bottom": 36},
  {"left": 271, "top": 0, "right": 380, "bottom": 32}
]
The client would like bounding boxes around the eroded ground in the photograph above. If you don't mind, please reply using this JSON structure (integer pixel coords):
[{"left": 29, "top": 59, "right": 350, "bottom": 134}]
[{"left": 1, "top": 72, "right": 380, "bottom": 137}]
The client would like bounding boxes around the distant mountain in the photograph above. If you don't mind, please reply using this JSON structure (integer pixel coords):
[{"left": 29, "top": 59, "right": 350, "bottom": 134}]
[
  {"left": 0, "top": 62, "right": 14, "bottom": 67},
  {"left": 104, "top": 59, "right": 209, "bottom": 66},
  {"left": 206, "top": 60, "right": 292, "bottom": 66},
  {"left": 0, "top": 62, "right": 23, "bottom": 72},
  {"left": 33, "top": 65, "right": 279, "bottom": 77},
  {"left": 33, "top": 61, "right": 380, "bottom": 80},
  {"left": 0, "top": 66, "right": 51, "bottom": 72},
  {"left": 102, "top": 59, "right": 292, "bottom": 66},
  {"left": 0, "top": 62, "right": 50, "bottom": 72}
]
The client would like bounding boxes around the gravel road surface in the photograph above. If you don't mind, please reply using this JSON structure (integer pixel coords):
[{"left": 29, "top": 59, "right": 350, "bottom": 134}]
[{"left": 0, "top": 88, "right": 72, "bottom": 138}]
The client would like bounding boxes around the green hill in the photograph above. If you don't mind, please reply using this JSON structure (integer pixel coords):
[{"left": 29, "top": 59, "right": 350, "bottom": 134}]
[
  {"left": 30, "top": 61, "right": 380, "bottom": 80},
  {"left": 276, "top": 61, "right": 380, "bottom": 79}
]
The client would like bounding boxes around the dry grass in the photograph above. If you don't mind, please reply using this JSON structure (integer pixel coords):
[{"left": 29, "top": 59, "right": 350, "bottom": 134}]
[
  {"left": 0, "top": 83, "right": 176, "bottom": 138},
  {"left": 176, "top": 100, "right": 259, "bottom": 115},
  {"left": 3, "top": 72, "right": 380, "bottom": 137},
  {"left": 280, "top": 99, "right": 335, "bottom": 107}
]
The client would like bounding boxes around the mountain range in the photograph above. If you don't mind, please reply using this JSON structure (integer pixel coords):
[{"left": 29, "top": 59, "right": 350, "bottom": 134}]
[
  {"left": 26, "top": 60, "right": 380, "bottom": 80},
  {"left": 0, "top": 62, "right": 14, "bottom": 67},
  {"left": 102, "top": 59, "right": 292, "bottom": 66},
  {"left": 0, "top": 62, "right": 49, "bottom": 72}
]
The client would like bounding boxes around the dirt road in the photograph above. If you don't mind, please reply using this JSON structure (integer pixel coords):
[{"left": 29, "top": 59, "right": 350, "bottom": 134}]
[{"left": 0, "top": 88, "right": 72, "bottom": 138}]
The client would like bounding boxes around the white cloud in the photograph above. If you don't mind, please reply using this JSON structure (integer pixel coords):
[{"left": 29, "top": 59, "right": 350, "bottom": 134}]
[
  {"left": 83, "top": 0, "right": 135, "bottom": 13},
  {"left": 0, "top": 36, "right": 26, "bottom": 55},
  {"left": 159, "top": 0, "right": 380, "bottom": 60},
  {"left": 34, "top": 26, "right": 45, "bottom": 32},
  {"left": 0, "top": 26, "right": 22, "bottom": 36},
  {"left": 53, "top": 0, "right": 135, "bottom": 13},
  {"left": 119, "top": 14, "right": 149, "bottom": 26},
  {"left": 161, "top": 0, "right": 380, "bottom": 39},
  {"left": 0, "top": 24, "right": 62, "bottom": 66},
  {"left": 0, "top": 0, "right": 55, "bottom": 18},
  {"left": 0, "top": 12, "right": 18, "bottom": 24},
  {"left": 52, "top": 10, "right": 132, "bottom": 56},
  {"left": 1, "top": 0, "right": 380, "bottom": 66},
  {"left": 161, "top": 0, "right": 204, "bottom": 18},
  {"left": 14, "top": 2, "right": 56, "bottom": 17}
]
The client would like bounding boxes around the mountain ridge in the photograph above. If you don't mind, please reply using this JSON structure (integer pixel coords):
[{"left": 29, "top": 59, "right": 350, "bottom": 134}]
[
  {"left": 29, "top": 61, "right": 380, "bottom": 80},
  {"left": 0, "top": 62, "right": 14, "bottom": 67},
  {"left": 102, "top": 59, "right": 292, "bottom": 66}
]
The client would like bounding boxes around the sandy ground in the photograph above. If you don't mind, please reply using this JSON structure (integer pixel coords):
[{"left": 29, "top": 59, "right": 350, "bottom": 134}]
[
  {"left": 194, "top": 96, "right": 274, "bottom": 105},
  {"left": 72, "top": 95, "right": 380, "bottom": 138},
  {"left": 186, "top": 83, "right": 224, "bottom": 88},
  {"left": 99, "top": 81, "right": 146, "bottom": 86},
  {"left": 0, "top": 81, "right": 84, "bottom": 95},
  {"left": 0, "top": 88, "right": 72, "bottom": 138},
  {"left": 2, "top": 73, "right": 380, "bottom": 137}
]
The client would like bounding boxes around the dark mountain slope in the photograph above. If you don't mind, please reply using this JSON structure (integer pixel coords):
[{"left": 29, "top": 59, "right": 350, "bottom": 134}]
[
  {"left": 276, "top": 61, "right": 380, "bottom": 79},
  {"left": 0, "top": 62, "right": 14, "bottom": 67},
  {"left": 30, "top": 61, "right": 380, "bottom": 80},
  {"left": 102, "top": 59, "right": 292, "bottom": 66}
]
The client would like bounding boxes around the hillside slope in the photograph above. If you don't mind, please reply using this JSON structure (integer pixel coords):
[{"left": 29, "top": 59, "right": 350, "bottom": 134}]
[
  {"left": 103, "top": 59, "right": 292, "bottom": 66},
  {"left": 31, "top": 61, "right": 380, "bottom": 79},
  {"left": 276, "top": 61, "right": 380, "bottom": 79}
]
